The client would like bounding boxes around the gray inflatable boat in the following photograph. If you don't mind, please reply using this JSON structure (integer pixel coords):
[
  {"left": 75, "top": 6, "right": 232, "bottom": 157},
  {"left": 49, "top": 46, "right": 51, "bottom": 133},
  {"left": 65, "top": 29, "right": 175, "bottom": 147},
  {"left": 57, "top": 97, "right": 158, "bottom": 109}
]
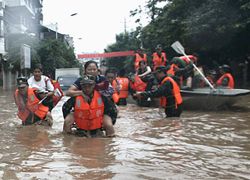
[{"left": 181, "top": 87, "right": 250, "bottom": 110}]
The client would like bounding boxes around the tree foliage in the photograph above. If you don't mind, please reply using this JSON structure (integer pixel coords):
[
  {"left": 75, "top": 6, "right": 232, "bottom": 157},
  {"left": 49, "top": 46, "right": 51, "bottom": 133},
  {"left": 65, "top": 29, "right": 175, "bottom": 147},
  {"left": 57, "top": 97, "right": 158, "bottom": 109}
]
[
  {"left": 106, "top": 0, "right": 250, "bottom": 72},
  {"left": 37, "top": 39, "right": 79, "bottom": 78}
]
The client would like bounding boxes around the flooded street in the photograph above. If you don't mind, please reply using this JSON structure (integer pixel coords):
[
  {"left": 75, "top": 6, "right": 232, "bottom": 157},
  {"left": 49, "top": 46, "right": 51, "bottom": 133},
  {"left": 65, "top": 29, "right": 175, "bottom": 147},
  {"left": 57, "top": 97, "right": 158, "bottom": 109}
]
[{"left": 1, "top": 89, "right": 250, "bottom": 179}]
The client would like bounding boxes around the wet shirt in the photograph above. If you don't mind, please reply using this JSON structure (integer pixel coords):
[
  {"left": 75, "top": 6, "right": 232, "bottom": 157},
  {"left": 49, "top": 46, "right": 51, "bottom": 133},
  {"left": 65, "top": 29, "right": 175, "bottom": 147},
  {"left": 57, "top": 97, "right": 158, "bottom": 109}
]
[{"left": 28, "top": 75, "right": 54, "bottom": 92}]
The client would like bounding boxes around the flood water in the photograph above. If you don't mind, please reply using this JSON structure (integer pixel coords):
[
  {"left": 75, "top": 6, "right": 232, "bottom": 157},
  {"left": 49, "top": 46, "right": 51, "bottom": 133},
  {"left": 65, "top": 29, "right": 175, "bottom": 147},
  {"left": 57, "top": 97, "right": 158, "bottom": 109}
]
[{"left": 1, "top": 89, "right": 250, "bottom": 179}]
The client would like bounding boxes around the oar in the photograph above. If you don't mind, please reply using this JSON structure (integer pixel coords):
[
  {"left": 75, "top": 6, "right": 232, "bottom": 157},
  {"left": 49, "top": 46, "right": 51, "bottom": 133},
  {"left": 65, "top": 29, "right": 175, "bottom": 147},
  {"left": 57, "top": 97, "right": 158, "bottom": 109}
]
[
  {"left": 171, "top": 41, "right": 216, "bottom": 91},
  {"left": 38, "top": 95, "right": 48, "bottom": 104}
]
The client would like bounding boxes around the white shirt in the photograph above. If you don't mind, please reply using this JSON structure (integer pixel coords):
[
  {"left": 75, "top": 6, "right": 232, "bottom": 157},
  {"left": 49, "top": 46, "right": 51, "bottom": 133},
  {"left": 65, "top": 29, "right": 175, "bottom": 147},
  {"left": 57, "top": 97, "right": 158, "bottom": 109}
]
[{"left": 28, "top": 75, "right": 54, "bottom": 92}]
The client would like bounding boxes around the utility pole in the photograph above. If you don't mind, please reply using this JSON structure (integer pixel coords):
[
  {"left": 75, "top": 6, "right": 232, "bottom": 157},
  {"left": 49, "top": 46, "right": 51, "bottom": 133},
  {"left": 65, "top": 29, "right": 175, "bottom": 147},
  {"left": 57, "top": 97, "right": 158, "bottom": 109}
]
[
  {"left": 124, "top": 18, "right": 127, "bottom": 34},
  {"left": 55, "top": 22, "right": 58, "bottom": 39}
]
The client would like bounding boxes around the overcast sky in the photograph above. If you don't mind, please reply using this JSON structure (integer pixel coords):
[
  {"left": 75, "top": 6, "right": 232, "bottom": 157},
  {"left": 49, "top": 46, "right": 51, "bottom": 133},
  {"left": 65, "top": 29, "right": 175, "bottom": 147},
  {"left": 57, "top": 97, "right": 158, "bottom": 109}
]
[{"left": 42, "top": 0, "right": 148, "bottom": 54}]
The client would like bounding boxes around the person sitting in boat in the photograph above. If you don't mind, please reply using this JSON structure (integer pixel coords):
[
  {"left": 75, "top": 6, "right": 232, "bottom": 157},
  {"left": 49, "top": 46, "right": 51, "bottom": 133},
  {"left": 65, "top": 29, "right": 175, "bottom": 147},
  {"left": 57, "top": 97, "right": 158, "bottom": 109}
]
[
  {"left": 201, "top": 70, "right": 217, "bottom": 87},
  {"left": 134, "top": 47, "right": 147, "bottom": 72},
  {"left": 62, "top": 75, "right": 115, "bottom": 137},
  {"left": 28, "top": 64, "right": 55, "bottom": 111},
  {"left": 152, "top": 44, "right": 168, "bottom": 70},
  {"left": 136, "top": 60, "right": 157, "bottom": 91},
  {"left": 14, "top": 77, "right": 53, "bottom": 126},
  {"left": 115, "top": 69, "right": 130, "bottom": 106},
  {"left": 135, "top": 66, "right": 183, "bottom": 117},
  {"left": 216, "top": 64, "right": 235, "bottom": 89},
  {"left": 167, "top": 57, "right": 194, "bottom": 88}
]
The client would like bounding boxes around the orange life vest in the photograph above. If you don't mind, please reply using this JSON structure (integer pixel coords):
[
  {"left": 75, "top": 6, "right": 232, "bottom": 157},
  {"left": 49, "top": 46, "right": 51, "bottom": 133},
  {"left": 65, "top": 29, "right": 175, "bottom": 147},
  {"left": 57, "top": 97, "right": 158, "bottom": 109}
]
[
  {"left": 14, "top": 90, "right": 31, "bottom": 122},
  {"left": 15, "top": 88, "right": 49, "bottom": 121},
  {"left": 112, "top": 79, "right": 120, "bottom": 103},
  {"left": 130, "top": 75, "right": 147, "bottom": 92},
  {"left": 160, "top": 77, "right": 183, "bottom": 108},
  {"left": 116, "top": 77, "right": 129, "bottom": 98},
  {"left": 46, "top": 78, "right": 63, "bottom": 107},
  {"left": 167, "top": 64, "right": 178, "bottom": 76},
  {"left": 216, "top": 73, "right": 235, "bottom": 89},
  {"left": 134, "top": 53, "right": 147, "bottom": 70},
  {"left": 74, "top": 91, "right": 104, "bottom": 130},
  {"left": 152, "top": 52, "right": 167, "bottom": 70},
  {"left": 179, "top": 55, "right": 197, "bottom": 64}
]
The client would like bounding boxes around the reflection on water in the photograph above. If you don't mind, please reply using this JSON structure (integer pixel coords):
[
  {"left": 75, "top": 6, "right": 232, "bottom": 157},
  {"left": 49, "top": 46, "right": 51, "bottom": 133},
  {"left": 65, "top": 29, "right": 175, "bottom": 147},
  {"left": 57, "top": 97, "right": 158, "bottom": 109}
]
[{"left": 0, "top": 89, "right": 250, "bottom": 179}]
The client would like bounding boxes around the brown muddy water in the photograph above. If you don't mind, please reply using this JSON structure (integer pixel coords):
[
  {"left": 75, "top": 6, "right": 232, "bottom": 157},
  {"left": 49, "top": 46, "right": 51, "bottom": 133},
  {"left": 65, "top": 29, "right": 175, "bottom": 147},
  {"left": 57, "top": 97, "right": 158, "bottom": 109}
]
[{"left": 0, "top": 89, "right": 250, "bottom": 180}]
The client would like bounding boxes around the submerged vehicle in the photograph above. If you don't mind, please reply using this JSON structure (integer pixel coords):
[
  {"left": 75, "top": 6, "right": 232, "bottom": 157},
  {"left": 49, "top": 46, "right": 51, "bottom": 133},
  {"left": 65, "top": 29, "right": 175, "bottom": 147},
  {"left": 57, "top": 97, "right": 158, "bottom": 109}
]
[{"left": 57, "top": 75, "right": 79, "bottom": 91}]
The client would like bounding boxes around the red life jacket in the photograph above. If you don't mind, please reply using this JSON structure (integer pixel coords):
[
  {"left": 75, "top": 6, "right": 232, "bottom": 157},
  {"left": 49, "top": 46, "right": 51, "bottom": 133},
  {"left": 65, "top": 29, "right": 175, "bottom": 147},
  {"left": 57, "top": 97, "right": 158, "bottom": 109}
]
[
  {"left": 216, "top": 73, "right": 235, "bottom": 89},
  {"left": 45, "top": 78, "right": 63, "bottom": 107},
  {"left": 74, "top": 91, "right": 104, "bottom": 130},
  {"left": 112, "top": 79, "right": 120, "bottom": 104},
  {"left": 15, "top": 87, "right": 49, "bottom": 120},
  {"left": 134, "top": 53, "right": 147, "bottom": 70},
  {"left": 179, "top": 55, "right": 197, "bottom": 64},
  {"left": 160, "top": 77, "right": 183, "bottom": 108},
  {"left": 26, "top": 88, "right": 49, "bottom": 120},
  {"left": 116, "top": 77, "right": 129, "bottom": 98},
  {"left": 14, "top": 90, "right": 31, "bottom": 122},
  {"left": 152, "top": 52, "right": 167, "bottom": 70},
  {"left": 130, "top": 75, "right": 147, "bottom": 92}
]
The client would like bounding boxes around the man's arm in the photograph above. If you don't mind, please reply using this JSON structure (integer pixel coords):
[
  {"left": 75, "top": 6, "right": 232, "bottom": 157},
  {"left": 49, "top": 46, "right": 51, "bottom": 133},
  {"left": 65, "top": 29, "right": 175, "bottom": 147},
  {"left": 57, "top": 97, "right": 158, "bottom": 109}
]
[
  {"left": 141, "top": 81, "right": 172, "bottom": 98},
  {"left": 65, "top": 85, "right": 83, "bottom": 97},
  {"left": 62, "top": 97, "right": 75, "bottom": 118}
]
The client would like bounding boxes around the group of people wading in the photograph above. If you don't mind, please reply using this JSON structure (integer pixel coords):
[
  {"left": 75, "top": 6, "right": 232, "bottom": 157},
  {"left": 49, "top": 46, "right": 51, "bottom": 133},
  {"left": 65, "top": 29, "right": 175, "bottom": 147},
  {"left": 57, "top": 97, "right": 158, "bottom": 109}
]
[{"left": 14, "top": 44, "right": 235, "bottom": 138}]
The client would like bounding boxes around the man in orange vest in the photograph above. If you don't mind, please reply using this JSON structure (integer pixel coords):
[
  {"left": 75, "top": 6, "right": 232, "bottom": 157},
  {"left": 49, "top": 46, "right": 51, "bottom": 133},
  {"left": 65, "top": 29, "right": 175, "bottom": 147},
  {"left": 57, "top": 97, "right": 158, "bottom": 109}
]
[
  {"left": 216, "top": 64, "right": 235, "bottom": 89},
  {"left": 134, "top": 47, "right": 147, "bottom": 72},
  {"left": 135, "top": 66, "right": 183, "bottom": 117},
  {"left": 14, "top": 77, "right": 53, "bottom": 126},
  {"left": 116, "top": 69, "right": 130, "bottom": 105},
  {"left": 62, "top": 75, "right": 117, "bottom": 137},
  {"left": 152, "top": 44, "right": 167, "bottom": 70},
  {"left": 105, "top": 68, "right": 121, "bottom": 105}
]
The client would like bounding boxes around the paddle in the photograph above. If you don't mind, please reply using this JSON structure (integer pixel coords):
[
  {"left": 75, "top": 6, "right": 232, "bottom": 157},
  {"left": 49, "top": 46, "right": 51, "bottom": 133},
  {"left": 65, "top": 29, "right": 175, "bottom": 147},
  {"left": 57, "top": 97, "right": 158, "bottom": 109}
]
[{"left": 171, "top": 41, "right": 216, "bottom": 91}]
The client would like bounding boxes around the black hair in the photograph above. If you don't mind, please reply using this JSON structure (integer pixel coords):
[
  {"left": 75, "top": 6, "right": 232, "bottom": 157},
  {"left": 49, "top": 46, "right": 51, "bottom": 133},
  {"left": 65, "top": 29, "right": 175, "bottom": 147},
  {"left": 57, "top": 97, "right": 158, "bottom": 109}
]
[
  {"left": 139, "top": 60, "right": 147, "bottom": 66},
  {"left": 84, "top": 60, "right": 99, "bottom": 71},
  {"left": 118, "top": 69, "right": 126, "bottom": 77},
  {"left": 105, "top": 67, "right": 117, "bottom": 75},
  {"left": 33, "top": 64, "right": 43, "bottom": 72}
]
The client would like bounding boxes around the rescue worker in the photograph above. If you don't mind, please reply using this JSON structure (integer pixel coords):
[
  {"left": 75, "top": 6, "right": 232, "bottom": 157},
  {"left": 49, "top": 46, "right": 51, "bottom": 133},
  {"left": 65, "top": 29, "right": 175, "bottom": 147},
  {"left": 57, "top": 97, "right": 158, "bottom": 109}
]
[
  {"left": 105, "top": 68, "right": 120, "bottom": 104},
  {"left": 28, "top": 64, "right": 55, "bottom": 111},
  {"left": 152, "top": 44, "right": 167, "bottom": 70},
  {"left": 167, "top": 57, "right": 194, "bottom": 87},
  {"left": 137, "top": 60, "right": 157, "bottom": 91},
  {"left": 116, "top": 69, "right": 130, "bottom": 105},
  {"left": 216, "top": 64, "right": 235, "bottom": 89},
  {"left": 66, "top": 60, "right": 117, "bottom": 137},
  {"left": 135, "top": 66, "right": 183, "bottom": 117},
  {"left": 134, "top": 47, "right": 147, "bottom": 72},
  {"left": 178, "top": 53, "right": 198, "bottom": 65},
  {"left": 14, "top": 77, "right": 53, "bottom": 126},
  {"left": 128, "top": 73, "right": 150, "bottom": 107},
  {"left": 62, "top": 75, "right": 115, "bottom": 137}
]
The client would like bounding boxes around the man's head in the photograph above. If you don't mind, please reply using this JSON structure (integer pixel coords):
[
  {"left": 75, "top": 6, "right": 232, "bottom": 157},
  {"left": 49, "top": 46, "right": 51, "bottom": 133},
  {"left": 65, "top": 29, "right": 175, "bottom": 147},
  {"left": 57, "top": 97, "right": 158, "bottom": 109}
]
[
  {"left": 80, "top": 75, "right": 96, "bottom": 95},
  {"left": 219, "top": 64, "right": 231, "bottom": 74},
  {"left": 105, "top": 68, "right": 117, "bottom": 83},
  {"left": 17, "top": 77, "right": 28, "bottom": 93},
  {"left": 155, "top": 44, "right": 162, "bottom": 52}
]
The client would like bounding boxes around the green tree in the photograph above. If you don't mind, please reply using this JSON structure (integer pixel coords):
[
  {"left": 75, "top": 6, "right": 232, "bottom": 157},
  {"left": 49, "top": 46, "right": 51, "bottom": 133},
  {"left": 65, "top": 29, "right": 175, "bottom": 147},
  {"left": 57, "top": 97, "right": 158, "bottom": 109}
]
[{"left": 37, "top": 39, "right": 80, "bottom": 78}]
